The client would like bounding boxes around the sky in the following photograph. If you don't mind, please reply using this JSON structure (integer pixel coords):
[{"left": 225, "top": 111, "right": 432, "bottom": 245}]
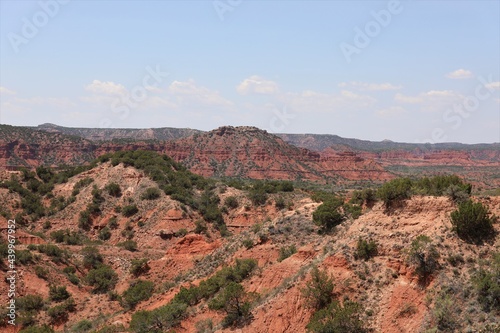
[{"left": 0, "top": 0, "right": 499, "bottom": 144}]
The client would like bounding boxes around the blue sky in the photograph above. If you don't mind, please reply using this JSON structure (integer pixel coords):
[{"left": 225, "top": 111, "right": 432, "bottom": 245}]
[{"left": 0, "top": 0, "right": 499, "bottom": 143}]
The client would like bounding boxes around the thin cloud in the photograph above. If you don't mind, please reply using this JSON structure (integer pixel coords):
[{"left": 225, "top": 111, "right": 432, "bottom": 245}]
[
  {"left": 85, "top": 80, "right": 127, "bottom": 96},
  {"left": 237, "top": 75, "right": 279, "bottom": 95},
  {"left": 338, "top": 81, "right": 402, "bottom": 91},
  {"left": 446, "top": 69, "right": 474, "bottom": 79},
  {"left": 0, "top": 86, "right": 16, "bottom": 95}
]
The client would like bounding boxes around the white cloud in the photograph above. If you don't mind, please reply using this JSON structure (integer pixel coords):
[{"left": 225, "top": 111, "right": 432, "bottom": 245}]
[
  {"left": 168, "top": 79, "right": 233, "bottom": 107},
  {"left": 338, "top": 81, "right": 402, "bottom": 91},
  {"left": 485, "top": 81, "right": 500, "bottom": 90},
  {"left": 0, "top": 86, "right": 16, "bottom": 95},
  {"left": 85, "top": 80, "right": 127, "bottom": 95},
  {"left": 446, "top": 69, "right": 474, "bottom": 79},
  {"left": 236, "top": 75, "right": 279, "bottom": 95},
  {"left": 395, "top": 90, "right": 464, "bottom": 113}
]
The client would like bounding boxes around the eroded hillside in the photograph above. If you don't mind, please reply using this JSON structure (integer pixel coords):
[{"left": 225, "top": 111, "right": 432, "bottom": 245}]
[{"left": 0, "top": 152, "right": 499, "bottom": 333}]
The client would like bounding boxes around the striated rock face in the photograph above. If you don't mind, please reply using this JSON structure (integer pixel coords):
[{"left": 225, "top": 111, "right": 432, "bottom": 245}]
[
  {"left": 159, "top": 126, "right": 392, "bottom": 181},
  {"left": 1, "top": 124, "right": 499, "bottom": 186}
]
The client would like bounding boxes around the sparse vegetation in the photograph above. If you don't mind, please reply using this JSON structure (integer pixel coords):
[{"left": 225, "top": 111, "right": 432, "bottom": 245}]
[
  {"left": 355, "top": 237, "right": 378, "bottom": 260},
  {"left": 450, "top": 200, "right": 496, "bottom": 244},
  {"left": 306, "top": 300, "right": 368, "bottom": 333},
  {"left": 141, "top": 187, "right": 161, "bottom": 200},
  {"left": 301, "top": 266, "right": 335, "bottom": 310},
  {"left": 122, "top": 204, "right": 139, "bottom": 217},
  {"left": 86, "top": 265, "right": 118, "bottom": 294},
  {"left": 105, "top": 182, "right": 122, "bottom": 197},
  {"left": 407, "top": 235, "right": 439, "bottom": 283},
  {"left": 472, "top": 252, "right": 500, "bottom": 311},
  {"left": 122, "top": 280, "right": 154, "bottom": 309},
  {"left": 224, "top": 196, "right": 239, "bottom": 209},
  {"left": 313, "top": 197, "right": 345, "bottom": 232},
  {"left": 278, "top": 244, "right": 297, "bottom": 262}
]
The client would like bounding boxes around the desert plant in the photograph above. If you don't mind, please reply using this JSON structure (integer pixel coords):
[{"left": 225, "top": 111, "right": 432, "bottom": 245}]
[
  {"left": 306, "top": 300, "right": 368, "bottom": 333},
  {"left": 82, "top": 246, "right": 103, "bottom": 269},
  {"left": 450, "top": 200, "right": 496, "bottom": 244},
  {"left": 355, "top": 238, "right": 378, "bottom": 260},
  {"left": 49, "top": 285, "right": 71, "bottom": 302},
  {"left": 105, "top": 182, "right": 122, "bottom": 197},
  {"left": 224, "top": 196, "right": 239, "bottom": 209},
  {"left": 141, "top": 187, "right": 161, "bottom": 200},
  {"left": 278, "top": 244, "right": 297, "bottom": 262},
  {"left": 122, "top": 280, "right": 154, "bottom": 309},
  {"left": 130, "top": 258, "right": 150, "bottom": 277},
  {"left": 129, "top": 301, "right": 187, "bottom": 333},
  {"left": 407, "top": 235, "right": 439, "bottom": 283},
  {"left": 377, "top": 177, "right": 412, "bottom": 208},
  {"left": 208, "top": 282, "right": 253, "bottom": 327},
  {"left": 122, "top": 204, "right": 138, "bottom": 217},
  {"left": 313, "top": 198, "right": 345, "bottom": 232},
  {"left": 472, "top": 252, "right": 500, "bottom": 311},
  {"left": 86, "top": 265, "right": 118, "bottom": 294},
  {"left": 118, "top": 240, "right": 137, "bottom": 252},
  {"left": 301, "top": 266, "right": 335, "bottom": 310}
]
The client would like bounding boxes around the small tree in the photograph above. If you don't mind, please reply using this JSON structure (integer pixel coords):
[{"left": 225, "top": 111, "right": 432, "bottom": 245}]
[
  {"left": 208, "top": 282, "right": 253, "bottom": 327},
  {"left": 122, "top": 280, "right": 154, "bottom": 309},
  {"left": 312, "top": 199, "right": 345, "bottom": 233},
  {"left": 407, "top": 235, "right": 439, "bottom": 283},
  {"left": 105, "top": 182, "right": 122, "bottom": 197},
  {"left": 224, "top": 196, "right": 239, "bottom": 209},
  {"left": 301, "top": 266, "right": 335, "bottom": 310},
  {"left": 86, "top": 265, "right": 118, "bottom": 294},
  {"left": 82, "top": 246, "right": 103, "bottom": 269},
  {"left": 355, "top": 237, "right": 378, "bottom": 261},
  {"left": 306, "top": 300, "right": 368, "bottom": 333},
  {"left": 451, "top": 200, "right": 496, "bottom": 244},
  {"left": 377, "top": 178, "right": 412, "bottom": 208}
]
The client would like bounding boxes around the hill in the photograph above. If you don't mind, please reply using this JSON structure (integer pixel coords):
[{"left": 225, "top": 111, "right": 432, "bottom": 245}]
[{"left": 0, "top": 152, "right": 499, "bottom": 332}]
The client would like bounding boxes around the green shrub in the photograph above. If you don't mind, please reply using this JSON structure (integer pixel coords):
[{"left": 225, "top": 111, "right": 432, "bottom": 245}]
[
  {"left": 312, "top": 198, "right": 345, "bottom": 232},
  {"left": 194, "top": 219, "right": 208, "bottom": 234},
  {"left": 275, "top": 196, "right": 286, "bottom": 210},
  {"left": 242, "top": 238, "right": 254, "bottom": 249},
  {"left": 355, "top": 238, "right": 378, "bottom": 260},
  {"left": 17, "top": 294, "right": 44, "bottom": 312},
  {"left": 17, "top": 250, "right": 34, "bottom": 265},
  {"left": 301, "top": 266, "right": 334, "bottom": 310},
  {"left": 122, "top": 280, "right": 154, "bottom": 309},
  {"left": 350, "top": 188, "right": 376, "bottom": 206},
  {"left": 99, "top": 227, "right": 112, "bottom": 241},
  {"left": 208, "top": 282, "right": 253, "bottom": 328},
  {"left": 118, "top": 240, "right": 137, "bottom": 252},
  {"left": 343, "top": 203, "right": 362, "bottom": 219},
  {"left": 407, "top": 235, "right": 439, "bottom": 283},
  {"left": 175, "top": 229, "right": 188, "bottom": 238},
  {"left": 472, "top": 252, "right": 500, "bottom": 311},
  {"left": 78, "top": 210, "right": 92, "bottom": 230},
  {"left": 130, "top": 259, "right": 150, "bottom": 277},
  {"left": 248, "top": 188, "right": 267, "bottom": 206},
  {"left": 306, "top": 300, "right": 368, "bottom": 333},
  {"left": 19, "top": 325, "right": 55, "bottom": 333},
  {"left": 450, "top": 200, "right": 496, "bottom": 244},
  {"left": 82, "top": 246, "right": 103, "bottom": 269},
  {"left": 105, "top": 182, "right": 122, "bottom": 197},
  {"left": 278, "top": 245, "right": 297, "bottom": 262},
  {"left": 122, "top": 204, "right": 138, "bottom": 217},
  {"left": 50, "top": 229, "right": 86, "bottom": 245},
  {"left": 224, "top": 196, "right": 239, "bottom": 209},
  {"left": 108, "top": 216, "right": 118, "bottom": 229},
  {"left": 129, "top": 301, "right": 187, "bottom": 333},
  {"left": 141, "top": 187, "right": 161, "bottom": 200},
  {"left": 49, "top": 285, "right": 71, "bottom": 302},
  {"left": 86, "top": 265, "right": 118, "bottom": 294},
  {"left": 71, "top": 319, "right": 93, "bottom": 332},
  {"left": 35, "top": 265, "right": 49, "bottom": 279},
  {"left": 377, "top": 178, "right": 412, "bottom": 208}
]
